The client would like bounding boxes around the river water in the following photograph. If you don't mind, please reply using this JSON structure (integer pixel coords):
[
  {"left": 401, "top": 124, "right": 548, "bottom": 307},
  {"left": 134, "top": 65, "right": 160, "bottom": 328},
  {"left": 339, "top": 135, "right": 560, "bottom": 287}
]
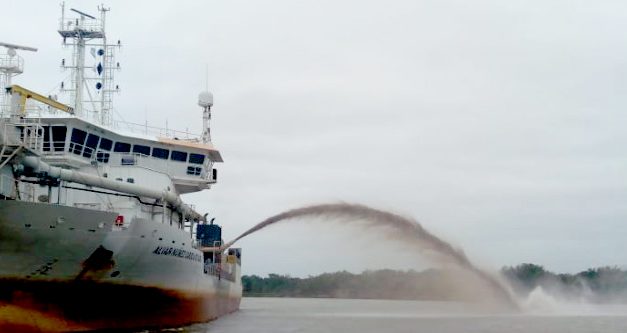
[{"left": 165, "top": 297, "right": 627, "bottom": 333}]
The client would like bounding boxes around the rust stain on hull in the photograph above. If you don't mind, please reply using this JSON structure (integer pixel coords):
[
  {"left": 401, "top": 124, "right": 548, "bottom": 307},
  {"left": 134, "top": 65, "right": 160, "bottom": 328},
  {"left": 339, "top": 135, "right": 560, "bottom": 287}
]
[{"left": 0, "top": 279, "right": 241, "bottom": 332}]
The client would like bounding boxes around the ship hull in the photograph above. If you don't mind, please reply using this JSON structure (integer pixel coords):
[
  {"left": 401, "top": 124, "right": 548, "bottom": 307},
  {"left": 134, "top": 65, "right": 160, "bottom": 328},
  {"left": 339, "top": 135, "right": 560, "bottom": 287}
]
[
  {"left": 0, "top": 200, "right": 242, "bottom": 332},
  {"left": 0, "top": 279, "right": 241, "bottom": 332}
]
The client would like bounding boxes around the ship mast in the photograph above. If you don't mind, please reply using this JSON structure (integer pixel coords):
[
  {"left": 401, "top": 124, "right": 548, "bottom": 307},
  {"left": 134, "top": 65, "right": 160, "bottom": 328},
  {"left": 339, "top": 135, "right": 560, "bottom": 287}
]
[
  {"left": 0, "top": 42, "right": 37, "bottom": 114},
  {"left": 199, "top": 90, "right": 213, "bottom": 144},
  {"left": 58, "top": 2, "right": 120, "bottom": 125}
]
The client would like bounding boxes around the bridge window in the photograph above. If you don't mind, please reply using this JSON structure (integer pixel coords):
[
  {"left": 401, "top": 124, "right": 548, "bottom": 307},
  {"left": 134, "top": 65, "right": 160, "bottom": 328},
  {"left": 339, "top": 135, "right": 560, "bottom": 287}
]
[
  {"left": 96, "top": 152, "right": 110, "bottom": 163},
  {"left": 152, "top": 147, "right": 169, "bottom": 159},
  {"left": 83, "top": 134, "right": 100, "bottom": 158},
  {"left": 186, "top": 166, "right": 202, "bottom": 176},
  {"left": 189, "top": 153, "right": 205, "bottom": 164},
  {"left": 132, "top": 144, "right": 150, "bottom": 156},
  {"left": 114, "top": 142, "right": 131, "bottom": 153},
  {"left": 69, "top": 128, "right": 87, "bottom": 155},
  {"left": 42, "top": 126, "right": 51, "bottom": 151},
  {"left": 51, "top": 126, "right": 67, "bottom": 152},
  {"left": 171, "top": 150, "right": 187, "bottom": 162},
  {"left": 99, "top": 138, "right": 112, "bottom": 151}
]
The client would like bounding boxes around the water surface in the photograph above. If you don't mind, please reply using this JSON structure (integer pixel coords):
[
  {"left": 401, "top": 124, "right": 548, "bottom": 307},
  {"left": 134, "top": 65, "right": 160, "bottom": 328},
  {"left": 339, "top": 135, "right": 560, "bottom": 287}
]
[{"left": 171, "top": 297, "right": 627, "bottom": 333}]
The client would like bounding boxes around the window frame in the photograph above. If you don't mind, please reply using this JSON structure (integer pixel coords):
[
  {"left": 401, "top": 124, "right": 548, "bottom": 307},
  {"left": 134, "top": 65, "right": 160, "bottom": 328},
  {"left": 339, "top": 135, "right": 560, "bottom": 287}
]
[
  {"left": 132, "top": 144, "right": 151, "bottom": 156},
  {"left": 69, "top": 128, "right": 87, "bottom": 155},
  {"left": 171, "top": 150, "right": 188, "bottom": 162},
  {"left": 99, "top": 137, "right": 113, "bottom": 151},
  {"left": 42, "top": 126, "right": 51, "bottom": 152},
  {"left": 83, "top": 133, "right": 100, "bottom": 158},
  {"left": 152, "top": 147, "right": 170, "bottom": 160},
  {"left": 186, "top": 166, "right": 202, "bottom": 176},
  {"left": 189, "top": 153, "right": 206, "bottom": 165},
  {"left": 114, "top": 142, "right": 131, "bottom": 153},
  {"left": 51, "top": 126, "right": 67, "bottom": 152}
]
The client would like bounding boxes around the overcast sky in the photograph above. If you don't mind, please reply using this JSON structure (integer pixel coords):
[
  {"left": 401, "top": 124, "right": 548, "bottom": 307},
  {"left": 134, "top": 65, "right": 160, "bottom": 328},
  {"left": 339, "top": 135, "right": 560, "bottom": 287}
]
[{"left": 4, "top": 0, "right": 627, "bottom": 277}]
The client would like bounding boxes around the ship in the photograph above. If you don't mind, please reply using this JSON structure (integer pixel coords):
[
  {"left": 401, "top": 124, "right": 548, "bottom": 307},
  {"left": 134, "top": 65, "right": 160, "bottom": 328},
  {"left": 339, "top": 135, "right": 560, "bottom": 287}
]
[{"left": 0, "top": 4, "right": 242, "bottom": 332}]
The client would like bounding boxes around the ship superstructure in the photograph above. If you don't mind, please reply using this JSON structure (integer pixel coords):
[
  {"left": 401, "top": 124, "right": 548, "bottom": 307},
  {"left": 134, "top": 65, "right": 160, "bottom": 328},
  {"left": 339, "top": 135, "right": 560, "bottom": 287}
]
[{"left": 0, "top": 4, "right": 241, "bottom": 332}]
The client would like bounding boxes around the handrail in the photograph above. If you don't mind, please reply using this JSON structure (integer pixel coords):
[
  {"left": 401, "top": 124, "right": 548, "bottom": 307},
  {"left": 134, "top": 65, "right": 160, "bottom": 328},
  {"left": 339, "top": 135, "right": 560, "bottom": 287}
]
[
  {"left": 6, "top": 85, "right": 74, "bottom": 115},
  {"left": 111, "top": 120, "right": 202, "bottom": 140},
  {"left": 1, "top": 119, "right": 43, "bottom": 152},
  {"left": 204, "top": 263, "right": 236, "bottom": 282}
]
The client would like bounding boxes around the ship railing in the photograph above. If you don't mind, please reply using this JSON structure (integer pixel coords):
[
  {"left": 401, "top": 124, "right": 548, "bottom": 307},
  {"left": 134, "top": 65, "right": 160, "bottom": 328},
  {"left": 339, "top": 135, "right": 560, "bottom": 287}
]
[
  {"left": 18, "top": 119, "right": 44, "bottom": 152},
  {"left": 0, "top": 55, "right": 22, "bottom": 109},
  {"left": 0, "top": 54, "right": 23, "bottom": 73},
  {"left": 2, "top": 98, "right": 60, "bottom": 115},
  {"left": 42, "top": 141, "right": 68, "bottom": 155},
  {"left": 110, "top": 120, "right": 202, "bottom": 141},
  {"left": 1, "top": 98, "right": 67, "bottom": 120},
  {"left": 204, "top": 263, "right": 236, "bottom": 282},
  {"left": 59, "top": 18, "right": 104, "bottom": 34},
  {"left": 0, "top": 117, "right": 44, "bottom": 152}
]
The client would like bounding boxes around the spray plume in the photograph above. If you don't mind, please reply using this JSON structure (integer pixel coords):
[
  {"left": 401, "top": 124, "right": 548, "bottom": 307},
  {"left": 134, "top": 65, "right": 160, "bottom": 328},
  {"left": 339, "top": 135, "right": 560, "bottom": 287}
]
[{"left": 221, "top": 203, "right": 519, "bottom": 309}]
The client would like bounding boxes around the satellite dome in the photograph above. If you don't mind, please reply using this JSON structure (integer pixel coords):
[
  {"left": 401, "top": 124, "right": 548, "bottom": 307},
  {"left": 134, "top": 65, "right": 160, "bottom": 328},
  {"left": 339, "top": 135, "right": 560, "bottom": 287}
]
[{"left": 198, "top": 91, "right": 213, "bottom": 107}]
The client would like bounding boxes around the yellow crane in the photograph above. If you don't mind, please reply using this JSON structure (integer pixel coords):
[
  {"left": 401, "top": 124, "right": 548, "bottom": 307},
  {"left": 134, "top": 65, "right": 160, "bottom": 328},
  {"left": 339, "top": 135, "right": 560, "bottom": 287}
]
[{"left": 5, "top": 84, "right": 74, "bottom": 115}]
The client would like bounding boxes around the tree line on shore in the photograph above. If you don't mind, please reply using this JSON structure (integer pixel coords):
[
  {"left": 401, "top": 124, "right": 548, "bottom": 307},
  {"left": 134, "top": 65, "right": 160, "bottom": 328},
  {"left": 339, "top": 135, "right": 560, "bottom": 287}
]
[
  {"left": 241, "top": 264, "right": 627, "bottom": 302},
  {"left": 502, "top": 263, "right": 627, "bottom": 302}
]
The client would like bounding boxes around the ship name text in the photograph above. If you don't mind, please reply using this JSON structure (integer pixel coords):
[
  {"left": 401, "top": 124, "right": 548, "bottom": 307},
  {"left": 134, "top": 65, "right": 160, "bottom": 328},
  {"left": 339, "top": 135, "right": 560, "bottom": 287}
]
[{"left": 152, "top": 246, "right": 202, "bottom": 262}]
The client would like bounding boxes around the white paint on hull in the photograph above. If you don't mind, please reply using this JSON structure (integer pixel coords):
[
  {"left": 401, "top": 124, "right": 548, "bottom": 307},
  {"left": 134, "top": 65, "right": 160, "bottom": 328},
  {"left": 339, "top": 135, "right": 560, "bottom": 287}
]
[{"left": 0, "top": 200, "right": 242, "bottom": 298}]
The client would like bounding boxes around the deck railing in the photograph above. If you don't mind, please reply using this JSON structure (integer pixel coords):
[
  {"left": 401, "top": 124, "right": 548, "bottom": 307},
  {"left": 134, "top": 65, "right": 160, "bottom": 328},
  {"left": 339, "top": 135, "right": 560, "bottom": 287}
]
[
  {"left": 110, "top": 120, "right": 202, "bottom": 141},
  {"left": 204, "top": 263, "right": 236, "bottom": 282}
]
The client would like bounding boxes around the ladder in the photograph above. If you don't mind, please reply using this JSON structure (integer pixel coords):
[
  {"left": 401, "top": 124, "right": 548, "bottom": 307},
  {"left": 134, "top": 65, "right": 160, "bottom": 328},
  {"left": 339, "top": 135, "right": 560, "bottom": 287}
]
[
  {"left": 0, "top": 117, "right": 43, "bottom": 169},
  {"left": 0, "top": 144, "right": 23, "bottom": 169}
]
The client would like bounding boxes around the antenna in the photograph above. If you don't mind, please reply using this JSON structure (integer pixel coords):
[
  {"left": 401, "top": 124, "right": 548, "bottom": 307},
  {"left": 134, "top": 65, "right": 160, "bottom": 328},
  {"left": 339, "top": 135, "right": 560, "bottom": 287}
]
[
  {"left": 59, "top": 5, "right": 120, "bottom": 125},
  {"left": 198, "top": 64, "right": 213, "bottom": 144},
  {"left": 70, "top": 8, "right": 96, "bottom": 19},
  {"left": 0, "top": 42, "right": 38, "bottom": 52}
]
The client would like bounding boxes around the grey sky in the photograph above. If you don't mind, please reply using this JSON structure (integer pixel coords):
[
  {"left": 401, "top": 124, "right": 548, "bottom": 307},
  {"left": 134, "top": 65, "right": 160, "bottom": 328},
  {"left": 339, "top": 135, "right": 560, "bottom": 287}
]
[{"left": 4, "top": 0, "right": 627, "bottom": 276}]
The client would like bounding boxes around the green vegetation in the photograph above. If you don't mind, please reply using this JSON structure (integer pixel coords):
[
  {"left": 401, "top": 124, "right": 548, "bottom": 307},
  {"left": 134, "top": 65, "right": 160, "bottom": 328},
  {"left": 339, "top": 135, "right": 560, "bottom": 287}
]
[
  {"left": 242, "top": 269, "right": 470, "bottom": 300},
  {"left": 502, "top": 263, "right": 627, "bottom": 302},
  {"left": 242, "top": 265, "right": 627, "bottom": 302}
]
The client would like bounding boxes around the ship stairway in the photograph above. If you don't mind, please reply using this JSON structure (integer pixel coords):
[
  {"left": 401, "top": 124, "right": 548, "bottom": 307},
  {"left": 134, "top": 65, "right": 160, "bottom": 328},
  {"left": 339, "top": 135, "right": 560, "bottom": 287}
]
[
  {"left": 0, "top": 118, "right": 44, "bottom": 168},
  {"left": 0, "top": 145, "right": 23, "bottom": 169}
]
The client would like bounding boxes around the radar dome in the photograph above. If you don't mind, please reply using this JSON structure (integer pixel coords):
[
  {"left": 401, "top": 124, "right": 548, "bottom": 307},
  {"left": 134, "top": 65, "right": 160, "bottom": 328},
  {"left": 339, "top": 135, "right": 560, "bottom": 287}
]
[{"left": 198, "top": 91, "right": 213, "bottom": 107}]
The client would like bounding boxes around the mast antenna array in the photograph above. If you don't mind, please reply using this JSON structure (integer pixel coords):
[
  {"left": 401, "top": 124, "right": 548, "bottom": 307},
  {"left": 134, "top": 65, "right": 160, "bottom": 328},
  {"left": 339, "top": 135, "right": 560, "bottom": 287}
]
[
  {"left": 58, "top": 2, "right": 121, "bottom": 125},
  {"left": 0, "top": 42, "right": 38, "bottom": 53},
  {"left": 70, "top": 8, "right": 96, "bottom": 19}
]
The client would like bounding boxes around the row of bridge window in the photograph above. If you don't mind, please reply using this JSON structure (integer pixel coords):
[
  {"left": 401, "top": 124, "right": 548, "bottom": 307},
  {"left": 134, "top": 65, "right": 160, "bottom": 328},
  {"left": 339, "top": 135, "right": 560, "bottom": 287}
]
[{"left": 41, "top": 126, "right": 206, "bottom": 166}]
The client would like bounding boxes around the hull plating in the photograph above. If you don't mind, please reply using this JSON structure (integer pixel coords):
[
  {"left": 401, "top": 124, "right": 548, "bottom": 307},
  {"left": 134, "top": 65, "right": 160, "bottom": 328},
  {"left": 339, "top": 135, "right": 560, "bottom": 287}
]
[
  {"left": 0, "top": 279, "right": 241, "bottom": 332},
  {"left": 0, "top": 200, "right": 242, "bottom": 332}
]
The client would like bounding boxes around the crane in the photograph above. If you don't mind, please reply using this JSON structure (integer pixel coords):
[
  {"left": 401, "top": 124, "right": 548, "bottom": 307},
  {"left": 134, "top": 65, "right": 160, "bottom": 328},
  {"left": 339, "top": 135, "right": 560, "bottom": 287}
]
[{"left": 5, "top": 84, "right": 74, "bottom": 115}]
